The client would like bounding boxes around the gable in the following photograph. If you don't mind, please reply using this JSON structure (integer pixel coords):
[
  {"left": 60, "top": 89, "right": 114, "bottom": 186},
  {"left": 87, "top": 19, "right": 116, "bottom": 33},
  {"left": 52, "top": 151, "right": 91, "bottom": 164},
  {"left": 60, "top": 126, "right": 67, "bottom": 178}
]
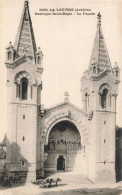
[{"left": 45, "top": 101, "right": 87, "bottom": 117}]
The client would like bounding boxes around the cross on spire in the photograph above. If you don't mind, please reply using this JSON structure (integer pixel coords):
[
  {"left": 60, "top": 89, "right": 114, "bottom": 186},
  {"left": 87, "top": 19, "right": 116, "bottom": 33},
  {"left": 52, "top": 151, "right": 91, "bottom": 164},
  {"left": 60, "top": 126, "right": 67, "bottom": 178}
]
[
  {"left": 97, "top": 12, "right": 101, "bottom": 27},
  {"left": 64, "top": 92, "right": 69, "bottom": 102},
  {"left": 24, "top": 0, "right": 29, "bottom": 7}
]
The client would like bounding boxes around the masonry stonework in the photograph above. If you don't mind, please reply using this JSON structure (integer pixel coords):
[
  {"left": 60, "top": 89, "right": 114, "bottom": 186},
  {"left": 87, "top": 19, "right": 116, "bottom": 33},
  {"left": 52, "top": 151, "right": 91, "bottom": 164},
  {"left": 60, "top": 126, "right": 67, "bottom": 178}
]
[{"left": 0, "top": 1, "right": 121, "bottom": 184}]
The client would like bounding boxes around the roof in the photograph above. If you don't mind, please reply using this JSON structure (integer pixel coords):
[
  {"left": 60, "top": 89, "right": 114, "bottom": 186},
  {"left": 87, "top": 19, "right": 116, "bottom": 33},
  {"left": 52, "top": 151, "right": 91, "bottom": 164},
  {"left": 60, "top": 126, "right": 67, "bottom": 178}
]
[
  {"left": 14, "top": 0, "right": 37, "bottom": 61},
  {"left": 0, "top": 135, "right": 7, "bottom": 146},
  {"left": 89, "top": 13, "right": 112, "bottom": 72}
]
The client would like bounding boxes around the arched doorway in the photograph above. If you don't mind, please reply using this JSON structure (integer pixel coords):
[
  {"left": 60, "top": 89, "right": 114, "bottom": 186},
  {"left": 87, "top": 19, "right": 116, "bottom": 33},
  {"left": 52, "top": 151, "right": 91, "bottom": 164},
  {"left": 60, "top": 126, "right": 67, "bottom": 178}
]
[
  {"left": 57, "top": 155, "right": 65, "bottom": 171},
  {"left": 44, "top": 120, "right": 83, "bottom": 172}
]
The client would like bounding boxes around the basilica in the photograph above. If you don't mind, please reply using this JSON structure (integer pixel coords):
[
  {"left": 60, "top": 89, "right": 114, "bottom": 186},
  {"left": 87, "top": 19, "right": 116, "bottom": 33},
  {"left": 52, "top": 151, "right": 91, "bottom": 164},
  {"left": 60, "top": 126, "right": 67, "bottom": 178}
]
[{"left": 0, "top": 0, "right": 121, "bottom": 183}]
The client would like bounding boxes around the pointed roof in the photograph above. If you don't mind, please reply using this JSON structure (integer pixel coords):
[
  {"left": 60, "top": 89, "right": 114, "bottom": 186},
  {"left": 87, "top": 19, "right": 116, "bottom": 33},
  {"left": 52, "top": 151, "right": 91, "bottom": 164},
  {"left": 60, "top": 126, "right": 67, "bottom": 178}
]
[
  {"left": 89, "top": 13, "right": 112, "bottom": 72},
  {"left": 0, "top": 135, "right": 7, "bottom": 146},
  {"left": 14, "top": 0, "right": 37, "bottom": 61}
]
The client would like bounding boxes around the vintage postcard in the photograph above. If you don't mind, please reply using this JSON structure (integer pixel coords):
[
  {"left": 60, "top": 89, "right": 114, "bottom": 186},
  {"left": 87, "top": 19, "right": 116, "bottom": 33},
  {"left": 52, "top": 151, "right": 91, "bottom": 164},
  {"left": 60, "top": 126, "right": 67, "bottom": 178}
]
[{"left": 0, "top": 0, "right": 122, "bottom": 194}]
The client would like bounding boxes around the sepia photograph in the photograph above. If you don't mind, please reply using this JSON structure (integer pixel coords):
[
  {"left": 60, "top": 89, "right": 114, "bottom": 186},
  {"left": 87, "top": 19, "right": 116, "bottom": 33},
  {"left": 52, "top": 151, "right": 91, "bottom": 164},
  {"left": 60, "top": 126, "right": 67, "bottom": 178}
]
[{"left": 0, "top": 0, "right": 122, "bottom": 194}]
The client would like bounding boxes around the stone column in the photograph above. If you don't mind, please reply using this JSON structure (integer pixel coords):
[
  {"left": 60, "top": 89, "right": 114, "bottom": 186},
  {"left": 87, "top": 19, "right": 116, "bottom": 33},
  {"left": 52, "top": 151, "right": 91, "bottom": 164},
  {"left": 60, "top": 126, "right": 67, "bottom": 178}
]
[
  {"left": 55, "top": 141, "right": 57, "bottom": 151},
  {"left": 40, "top": 139, "right": 44, "bottom": 178},
  {"left": 28, "top": 85, "right": 31, "bottom": 100},
  {"left": 66, "top": 142, "right": 68, "bottom": 151}
]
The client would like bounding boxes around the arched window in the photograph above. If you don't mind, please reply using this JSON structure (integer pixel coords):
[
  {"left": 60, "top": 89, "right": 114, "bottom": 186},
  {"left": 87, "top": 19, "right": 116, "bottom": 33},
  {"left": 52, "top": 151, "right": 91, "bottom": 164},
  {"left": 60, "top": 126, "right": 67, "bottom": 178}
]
[
  {"left": 8, "top": 51, "right": 12, "bottom": 60},
  {"left": 37, "top": 56, "right": 41, "bottom": 64},
  {"left": 21, "top": 78, "right": 28, "bottom": 100},
  {"left": 101, "top": 89, "right": 108, "bottom": 108},
  {"left": 93, "top": 66, "right": 96, "bottom": 74},
  {"left": 116, "top": 70, "right": 119, "bottom": 77},
  {"left": 21, "top": 160, "right": 25, "bottom": 167}
]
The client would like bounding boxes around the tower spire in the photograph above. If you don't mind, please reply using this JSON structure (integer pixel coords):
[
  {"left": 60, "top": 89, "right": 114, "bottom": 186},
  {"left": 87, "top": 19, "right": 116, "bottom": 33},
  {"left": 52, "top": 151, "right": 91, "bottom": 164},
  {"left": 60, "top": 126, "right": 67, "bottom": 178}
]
[
  {"left": 14, "top": 0, "right": 37, "bottom": 61},
  {"left": 89, "top": 13, "right": 112, "bottom": 73}
]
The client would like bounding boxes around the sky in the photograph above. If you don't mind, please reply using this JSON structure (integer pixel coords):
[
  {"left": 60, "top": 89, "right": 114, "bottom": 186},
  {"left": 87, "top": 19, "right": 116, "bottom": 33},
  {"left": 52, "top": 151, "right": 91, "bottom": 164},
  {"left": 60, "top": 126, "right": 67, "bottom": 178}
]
[{"left": 0, "top": 0, "right": 122, "bottom": 141}]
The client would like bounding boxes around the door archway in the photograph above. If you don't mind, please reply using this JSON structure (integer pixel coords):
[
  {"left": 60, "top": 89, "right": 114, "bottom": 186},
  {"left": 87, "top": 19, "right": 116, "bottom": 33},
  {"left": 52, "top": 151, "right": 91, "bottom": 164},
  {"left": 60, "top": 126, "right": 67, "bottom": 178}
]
[
  {"left": 44, "top": 120, "right": 83, "bottom": 172},
  {"left": 57, "top": 155, "right": 65, "bottom": 171}
]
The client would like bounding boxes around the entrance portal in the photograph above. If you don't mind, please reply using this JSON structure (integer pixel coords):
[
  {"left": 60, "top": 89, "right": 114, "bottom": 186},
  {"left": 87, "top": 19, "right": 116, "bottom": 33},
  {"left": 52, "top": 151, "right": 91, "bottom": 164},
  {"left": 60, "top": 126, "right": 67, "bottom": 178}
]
[
  {"left": 44, "top": 120, "right": 82, "bottom": 172},
  {"left": 57, "top": 155, "right": 65, "bottom": 170}
]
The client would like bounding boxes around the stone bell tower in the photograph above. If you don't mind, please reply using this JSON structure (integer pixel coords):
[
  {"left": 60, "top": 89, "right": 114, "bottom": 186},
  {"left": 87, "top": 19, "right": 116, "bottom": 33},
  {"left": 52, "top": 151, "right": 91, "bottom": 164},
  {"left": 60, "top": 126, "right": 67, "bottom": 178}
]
[
  {"left": 81, "top": 13, "right": 120, "bottom": 183},
  {"left": 5, "top": 0, "right": 43, "bottom": 181}
]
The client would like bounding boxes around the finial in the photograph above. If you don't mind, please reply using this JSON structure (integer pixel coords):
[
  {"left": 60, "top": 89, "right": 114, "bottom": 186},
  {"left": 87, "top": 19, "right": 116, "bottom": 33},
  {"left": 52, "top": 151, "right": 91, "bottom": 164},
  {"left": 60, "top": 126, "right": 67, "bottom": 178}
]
[
  {"left": 97, "top": 12, "right": 101, "bottom": 27},
  {"left": 64, "top": 92, "right": 69, "bottom": 102},
  {"left": 9, "top": 41, "right": 12, "bottom": 47},
  {"left": 37, "top": 47, "right": 41, "bottom": 52},
  {"left": 24, "top": 0, "right": 29, "bottom": 7},
  {"left": 113, "top": 62, "right": 119, "bottom": 69},
  {"left": 6, "top": 41, "right": 14, "bottom": 49},
  {"left": 36, "top": 47, "right": 44, "bottom": 59}
]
